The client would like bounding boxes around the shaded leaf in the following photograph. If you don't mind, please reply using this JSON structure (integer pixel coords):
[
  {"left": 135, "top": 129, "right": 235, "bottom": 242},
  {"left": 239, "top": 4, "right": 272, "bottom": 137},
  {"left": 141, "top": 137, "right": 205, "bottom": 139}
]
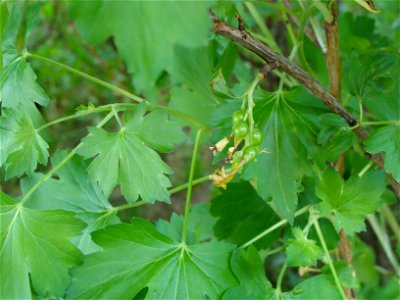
[
  {"left": 211, "top": 181, "right": 280, "bottom": 249},
  {"left": 68, "top": 219, "right": 236, "bottom": 299},
  {"left": 223, "top": 246, "right": 275, "bottom": 299}
]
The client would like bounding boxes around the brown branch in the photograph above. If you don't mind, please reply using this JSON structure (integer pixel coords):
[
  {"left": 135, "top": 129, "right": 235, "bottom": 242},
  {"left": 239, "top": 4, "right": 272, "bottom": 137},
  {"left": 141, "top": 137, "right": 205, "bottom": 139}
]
[
  {"left": 210, "top": 14, "right": 400, "bottom": 199},
  {"left": 325, "top": 2, "right": 354, "bottom": 299}
]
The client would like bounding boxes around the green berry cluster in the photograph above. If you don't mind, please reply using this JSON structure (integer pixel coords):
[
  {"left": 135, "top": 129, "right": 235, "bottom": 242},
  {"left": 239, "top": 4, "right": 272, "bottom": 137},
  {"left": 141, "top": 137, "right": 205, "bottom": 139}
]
[{"left": 231, "top": 109, "right": 263, "bottom": 162}]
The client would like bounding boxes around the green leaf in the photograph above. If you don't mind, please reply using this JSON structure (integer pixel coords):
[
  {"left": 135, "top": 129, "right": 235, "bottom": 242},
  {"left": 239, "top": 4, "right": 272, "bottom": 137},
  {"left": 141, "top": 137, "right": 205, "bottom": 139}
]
[
  {"left": 70, "top": 1, "right": 211, "bottom": 96},
  {"left": 322, "top": 261, "right": 359, "bottom": 289},
  {"left": 316, "top": 169, "right": 386, "bottom": 234},
  {"left": 223, "top": 246, "right": 275, "bottom": 299},
  {"left": 318, "top": 113, "right": 357, "bottom": 161},
  {"left": 286, "top": 227, "right": 323, "bottom": 267},
  {"left": 169, "top": 45, "right": 219, "bottom": 126},
  {"left": 1, "top": 3, "right": 49, "bottom": 114},
  {"left": 156, "top": 203, "right": 217, "bottom": 244},
  {"left": 21, "top": 151, "right": 119, "bottom": 254},
  {"left": 211, "top": 181, "right": 280, "bottom": 249},
  {"left": 1, "top": 58, "right": 50, "bottom": 109},
  {"left": 243, "top": 88, "right": 327, "bottom": 223},
  {"left": 351, "top": 237, "right": 379, "bottom": 286},
  {"left": 0, "top": 192, "right": 84, "bottom": 299},
  {"left": 78, "top": 104, "right": 186, "bottom": 203},
  {"left": 68, "top": 219, "right": 236, "bottom": 299},
  {"left": 0, "top": 109, "right": 49, "bottom": 179},
  {"left": 284, "top": 275, "right": 342, "bottom": 300},
  {"left": 364, "top": 125, "right": 400, "bottom": 182}
]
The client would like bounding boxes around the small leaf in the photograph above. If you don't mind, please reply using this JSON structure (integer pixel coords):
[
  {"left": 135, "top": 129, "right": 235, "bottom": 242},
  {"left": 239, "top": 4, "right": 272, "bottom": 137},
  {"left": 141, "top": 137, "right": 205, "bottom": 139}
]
[
  {"left": 68, "top": 219, "right": 236, "bottom": 299},
  {"left": 316, "top": 169, "right": 386, "bottom": 235},
  {"left": 78, "top": 104, "right": 186, "bottom": 203},
  {"left": 286, "top": 228, "right": 323, "bottom": 267},
  {"left": 364, "top": 125, "right": 400, "bottom": 182},
  {"left": 0, "top": 109, "right": 49, "bottom": 179},
  {"left": 354, "top": 0, "right": 379, "bottom": 13}
]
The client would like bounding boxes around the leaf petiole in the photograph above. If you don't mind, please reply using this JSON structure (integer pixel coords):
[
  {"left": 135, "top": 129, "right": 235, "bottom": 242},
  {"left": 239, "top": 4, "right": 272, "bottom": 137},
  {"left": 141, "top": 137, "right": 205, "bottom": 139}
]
[
  {"left": 311, "top": 208, "right": 347, "bottom": 300},
  {"left": 20, "top": 111, "right": 115, "bottom": 205},
  {"left": 181, "top": 129, "right": 203, "bottom": 244}
]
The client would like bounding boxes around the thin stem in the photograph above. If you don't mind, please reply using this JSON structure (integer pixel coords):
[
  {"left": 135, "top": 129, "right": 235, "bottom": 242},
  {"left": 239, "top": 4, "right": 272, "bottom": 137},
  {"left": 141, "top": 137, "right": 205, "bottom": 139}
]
[
  {"left": 20, "top": 111, "right": 114, "bottom": 205},
  {"left": 169, "top": 175, "right": 210, "bottom": 194},
  {"left": 358, "top": 161, "right": 373, "bottom": 177},
  {"left": 150, "top": 104, "right": 207, "bottom": 130},
  {"left": 245, "top": 2, "right": 281, "bottom": 53},
  {"left": 20, "top": 144, "right": 81, "bottom": 205},
  {"left": 360, "top": 120, "right": 400, "bottom": 126},
  {"left": 109, "top": 175, "right": 210, "bottom": 213},
  {"left": 112, "top": 200, "right": 146, "bottom": 212},
  {"left": 240, "top": 205, "right": 310, "bottom": 248},
  {"left": 312, "top": 211, "right": 347, "bottom": 300},
  {"left": 25, "top": 52, "right": 144, "bottom": 103},
  {"left": 181, "top": 129, "right": 203, "bottom": 244},
  {"left": 367, "top": 214, "right": 400, "bottom": 273},
  {"left": 381, "top": 204, "right": 400, "bottom": 243},
  {"left": 112, "top": 106, "right": 123, "bottom": 128},
  {"left": 264, "top": 245, "right": 286, "bottom": 257},
  {"left": 276, "top": 262, "right": 287, "bottom": 294},
  {"left": 246, "top": 74, "right": 262, "bottom": 144}
]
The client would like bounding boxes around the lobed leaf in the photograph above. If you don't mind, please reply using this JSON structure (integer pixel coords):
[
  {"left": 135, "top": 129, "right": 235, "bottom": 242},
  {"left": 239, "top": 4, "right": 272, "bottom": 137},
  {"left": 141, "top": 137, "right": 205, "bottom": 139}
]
[
  {"left": 78, "top": 104, "right": 186, "bottom": 203},
  {"left": 68, "top": 219, "right": 236, "bottom": 299}
]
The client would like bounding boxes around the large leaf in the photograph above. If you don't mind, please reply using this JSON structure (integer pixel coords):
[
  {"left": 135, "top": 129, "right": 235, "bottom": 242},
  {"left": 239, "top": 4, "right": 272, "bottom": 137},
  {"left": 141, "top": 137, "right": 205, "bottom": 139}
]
[
  {"left": 77, "top": 104, "right": 186, "bottom": 203},
  {"left": 243, "top": 88, "right": 327, "bottom": 223},
  {"left": 0, "top": 109, "right": 49, "bottom": 179},
  {"left": 223, "top": 246, "right": 276, "bottom": 299},
  {"left": 70, "top": 1, "right": 211, "bottom": 96},
  {"left": 0, "top": 192, "right": 84, "bottom": 299},
  {"left": 68, "top": 219, "right": 236, "bottom": 299},
  {"left": 211, "top": 181, "right": 280, "bottom": 249},
  {"left": 21, "top": 151, "right": 119, "bottom": 254},
  {"left": 316, "top": 169, "right": 386, "bottom": 234}
]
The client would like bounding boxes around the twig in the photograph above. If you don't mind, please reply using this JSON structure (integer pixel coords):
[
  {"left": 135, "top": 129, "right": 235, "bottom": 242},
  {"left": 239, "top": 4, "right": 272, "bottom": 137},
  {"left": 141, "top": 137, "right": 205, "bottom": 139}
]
[{"left": 209, "top": 13, "right": 400, "bottom": 199}]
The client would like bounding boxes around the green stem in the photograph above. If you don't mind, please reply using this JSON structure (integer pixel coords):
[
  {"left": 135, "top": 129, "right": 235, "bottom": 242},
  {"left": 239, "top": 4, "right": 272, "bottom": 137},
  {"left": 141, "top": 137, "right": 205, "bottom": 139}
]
[
  {"left": 264, "top": 245, "right": 286, "bottom": 257},
  {"left": 26, "top": 52, "right": 206, "bottom": 129},
  {"left": 276, "top": 262, "right": 287, "bottom": 294},
  {"left": 312, "top": 211, "right": 347, "bottom": 300},
  {"left": 169, "top": 175, "right": 210, "bottom": 194},
  {"left": 112, "top": 200, "right": 146, "bottom": 212},
  {"left": 240, "top": 205, "right": 310, "bottom": 248},
  {"left": 150, "top": 104, "right": 207, "bottom": 130},
  {"left": 181, "top": 129, "right": 203, "bottom": 244},
  {"left": 367, "top": 214, "right": 400, "bottom": 273},
  {"left": 25, "top": 52, "right": 144, "bottom": 103},
  {"left": 245, "top": 2, "right": 281, "bottom": 54},
  {"left": 20, "top": 111, "right": 114, "bottom": 205},
  {"left": 381, "top": 204, "right": 400, "bottom": 244},
  {"left": 360, "top": 120, "right": 400, "bottom": 126},
  {"left": 108, "top": 175, "right": 210, "bottom": 213}
]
